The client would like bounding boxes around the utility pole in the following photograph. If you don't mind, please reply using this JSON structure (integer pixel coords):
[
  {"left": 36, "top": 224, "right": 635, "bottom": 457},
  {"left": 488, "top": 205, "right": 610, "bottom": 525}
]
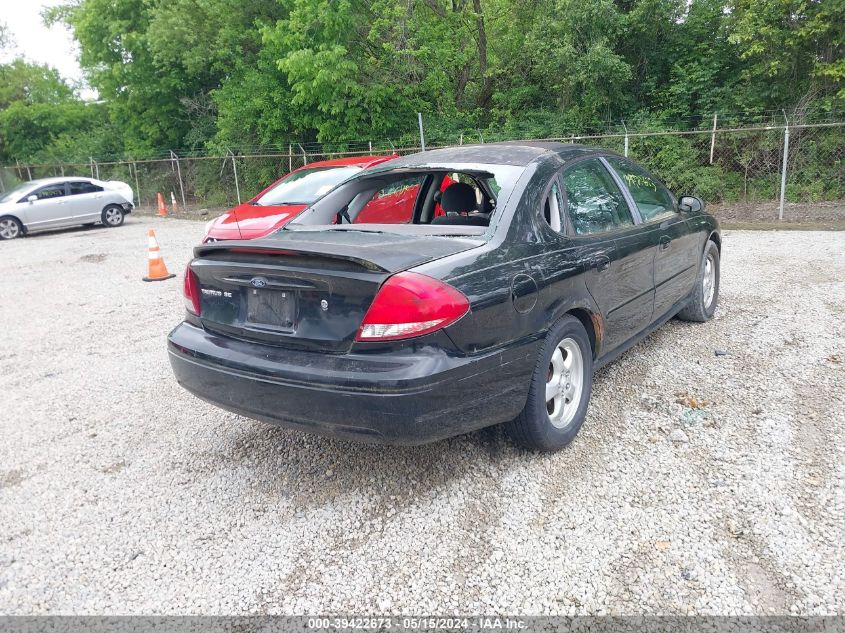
[
  {"left": 229, "top": 149, "right": 241, "bottom": 204},
  {"left": 622, "top": 120, "right": 629, "bottom": 158},
  {"left": 170, "top": 150, "right": 187, "bottom": 211},
  {"left": 778, "top": 110, "right": 790, "bottom": 221},
  {"left": 417, "top": 112, "right": 426, "bottom": 151},
  {"left": 709, "top": 113, "right": 718, "bottom": 164}
]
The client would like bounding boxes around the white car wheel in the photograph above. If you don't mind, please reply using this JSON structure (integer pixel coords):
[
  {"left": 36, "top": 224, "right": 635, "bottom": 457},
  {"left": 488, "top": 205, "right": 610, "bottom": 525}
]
[{"left": 0, "top": 216, "right": 22, "bottom": 240}]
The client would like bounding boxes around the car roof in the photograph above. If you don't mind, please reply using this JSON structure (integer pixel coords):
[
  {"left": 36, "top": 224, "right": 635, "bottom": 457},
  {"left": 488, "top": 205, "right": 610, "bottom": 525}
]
[
  {"left": 22, "top": 176, "right": 96, "bottom": 187},
  {"left": 381, "top": 142, "right": 599, "bottom": 168},
  {"left": 296, "top": 155, "right": 396, "bottom": 170}
]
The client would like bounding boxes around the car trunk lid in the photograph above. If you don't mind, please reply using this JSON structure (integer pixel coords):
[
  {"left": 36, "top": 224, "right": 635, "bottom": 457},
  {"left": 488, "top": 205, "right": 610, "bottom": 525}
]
[{"left": 191, "top": 230, "right": 482, "bottom": 352}]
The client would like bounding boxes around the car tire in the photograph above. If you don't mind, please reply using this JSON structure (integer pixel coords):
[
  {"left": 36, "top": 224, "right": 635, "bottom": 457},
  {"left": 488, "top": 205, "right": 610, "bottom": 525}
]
[
  {"left": 101, "top": 205, "right": 125, "bottom": 228},
  {"left": 506, "top": 315, "right": 593, "bottom": 452},
  {"left": 677, "top": 240, "right": 720, "bottom": 322},
  {"left": 0, "top": 216, "right": 23, "bottom": 240}
]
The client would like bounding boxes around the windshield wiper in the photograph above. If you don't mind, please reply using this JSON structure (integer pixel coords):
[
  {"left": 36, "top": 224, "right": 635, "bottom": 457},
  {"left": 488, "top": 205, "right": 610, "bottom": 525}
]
[
  {"left": 324, "top": 226, "right": 385, "bottom": 234},
  {"left": 253, "top": 200, "right": 311, "bottom": 207}
]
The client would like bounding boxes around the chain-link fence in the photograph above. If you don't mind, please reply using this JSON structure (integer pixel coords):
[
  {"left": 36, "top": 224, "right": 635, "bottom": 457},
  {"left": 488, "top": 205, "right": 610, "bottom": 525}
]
[{"left": 1, "top": 122, "right": 843, "bottom": 219}]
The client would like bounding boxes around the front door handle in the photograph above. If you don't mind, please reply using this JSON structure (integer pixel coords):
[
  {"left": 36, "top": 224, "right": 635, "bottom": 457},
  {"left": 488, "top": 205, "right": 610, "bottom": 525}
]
[
  {"left": 592, "top": 255, "right": 611, "bottom": 272},
  {"left": 659, "top": 236, "right": 671, "bottom": 250}
]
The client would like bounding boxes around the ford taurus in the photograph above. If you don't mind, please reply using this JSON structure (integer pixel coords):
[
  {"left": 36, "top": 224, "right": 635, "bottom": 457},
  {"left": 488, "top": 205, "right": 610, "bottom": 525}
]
[{"left": 168, "top": 142, "right": 720, "bottom": 451}]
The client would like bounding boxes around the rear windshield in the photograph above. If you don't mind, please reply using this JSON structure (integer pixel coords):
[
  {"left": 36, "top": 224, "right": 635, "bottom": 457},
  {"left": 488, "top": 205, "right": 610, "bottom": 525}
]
[
  {"left": 286, "top": 163, "right": 524, "bottom": 235},
  {"left": 254, "top": 166, "right": 361, "bottom": 206}
]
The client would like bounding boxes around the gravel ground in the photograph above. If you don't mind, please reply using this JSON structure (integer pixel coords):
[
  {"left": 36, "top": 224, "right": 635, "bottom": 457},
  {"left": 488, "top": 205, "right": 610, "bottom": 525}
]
[{"left": 0, "top": 216, "right": 843, "bottom": 615}]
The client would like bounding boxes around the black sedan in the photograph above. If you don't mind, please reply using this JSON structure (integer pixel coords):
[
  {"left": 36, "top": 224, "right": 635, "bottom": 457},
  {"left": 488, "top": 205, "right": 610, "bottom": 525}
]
[{"left": 168, "top": 143, "right": 720, "bottom": 451}]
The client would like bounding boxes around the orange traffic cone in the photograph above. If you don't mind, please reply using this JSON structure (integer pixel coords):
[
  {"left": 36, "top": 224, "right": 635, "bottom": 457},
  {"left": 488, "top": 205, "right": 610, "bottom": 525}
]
[
  {"left": 156, "top": 192, "right": 168, "bottom": 217},
  {"left": 143, "top": 229, "right": 176, "bottom": 282}
]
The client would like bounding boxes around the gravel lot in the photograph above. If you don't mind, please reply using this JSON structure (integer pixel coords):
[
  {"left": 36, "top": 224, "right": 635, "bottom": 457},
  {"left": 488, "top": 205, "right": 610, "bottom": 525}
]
[{"left": 1, "top": 216, "right": 843, "bottom": 615}]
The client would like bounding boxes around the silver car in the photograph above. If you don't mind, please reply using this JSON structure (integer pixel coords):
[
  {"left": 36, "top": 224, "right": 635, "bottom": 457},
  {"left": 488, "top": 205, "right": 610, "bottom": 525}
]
[{"left": 0, "top": 177, "right": 134, "bottom": 240}]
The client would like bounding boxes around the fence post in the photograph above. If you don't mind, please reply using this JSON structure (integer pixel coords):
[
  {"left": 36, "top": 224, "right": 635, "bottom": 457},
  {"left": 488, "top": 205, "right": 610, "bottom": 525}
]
[
  {"left": 60, "top": 164, "right": 65, "bottom": 177},
  {"left": 170, "top": 150, "right": 187, "bottom": 211},
  {"left": 229, "top": 149, "right": 241, "bottom": 204},
  {"left": 132, "top": 161, "right": 141, "bottom": 208},
  {"left": 709, "top": 113, "right": 718, "bottom": 164},
  {"left": 417, "top": 112, "right": 426, "bottom": 151},
  {"left": 369, "top": 141, "right": 372, "bottom": 153},
  {"left": 778, "top": 112, "right": 790, "bottom": 221},
  {"left": 478, "top": 130, "right": 484, "bottom": 144},
  {"left": 459, "top": 133, "right": 463, "bottom": 145},
  {"left": 622, "top": 120, "right": 629, "bottom": 157},
  {"left": 89, "top": 157, "right": 94, "bottom": 178}
]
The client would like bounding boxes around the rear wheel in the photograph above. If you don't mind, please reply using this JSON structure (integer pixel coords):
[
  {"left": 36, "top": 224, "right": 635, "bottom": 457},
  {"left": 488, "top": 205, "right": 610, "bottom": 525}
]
[
  {"left": 0, "top": 216, "right": 22, "bottom": 240},
  {"left": 677, "top": 240, "right": 719, "bottom": 322},
  {"left": 506, "top": 315, "right": 593, "bottom": 452},
  {"left": 102, "top": 205, "right": 125, "bottom": 227}
]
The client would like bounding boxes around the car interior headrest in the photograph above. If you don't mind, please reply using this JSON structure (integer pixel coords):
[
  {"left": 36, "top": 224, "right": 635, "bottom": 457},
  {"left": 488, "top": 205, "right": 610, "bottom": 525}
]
[{"left": 440, "top": 182, "right": 477, "bottom": 214}]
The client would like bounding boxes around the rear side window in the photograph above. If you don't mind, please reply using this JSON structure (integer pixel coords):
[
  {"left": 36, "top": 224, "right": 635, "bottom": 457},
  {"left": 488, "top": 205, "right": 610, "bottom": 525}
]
[
  {"left": 33, "top": 185, "right": 66, "bottom": 200},
  {"left": 353, "top": 175, "right": 425, "bottom": 224},
  {"left": 542, "top": 181, "right": 565, "bottom": 233},
  {"left": 69, "top": 181, "right": 103, "bottom": 195},
  {"left": 563, "top": 159, "right": 633, "bottom": 235},
  {"left": 607, "top": 157, "right": 676, "bottom": 222}
]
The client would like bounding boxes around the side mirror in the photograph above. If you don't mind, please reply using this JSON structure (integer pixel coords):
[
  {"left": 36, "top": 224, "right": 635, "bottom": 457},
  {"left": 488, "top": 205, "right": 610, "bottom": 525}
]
[
  {"left": 678, "top": 195, "right": 703, "bottom": 214},
  {"left": 26, "top": 195, "right": 38, "bottom": 203}
]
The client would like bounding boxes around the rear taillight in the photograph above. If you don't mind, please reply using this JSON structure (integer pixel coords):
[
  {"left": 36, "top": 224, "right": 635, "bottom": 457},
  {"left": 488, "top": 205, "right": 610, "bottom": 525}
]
[
  {"left": 356, "top": 272, "right": 469, "bottom": 342},
  {"left": 183, "top": 264, "right": 201, "bottom": 315}
]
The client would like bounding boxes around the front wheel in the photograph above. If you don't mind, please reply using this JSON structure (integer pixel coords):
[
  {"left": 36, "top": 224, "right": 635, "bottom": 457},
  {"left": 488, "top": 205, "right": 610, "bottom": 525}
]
[
  {"left": 101, "top": 205, "right": 125, "bottom": 228},
  {"left": 0, "top": 216, "right": 23, "bottom": 240},
  {"left": 506, "top": 315, "right": 593, "bottom": 452},
  {"left": 677, "top": 240, "right": 720, "bottom": 322}
]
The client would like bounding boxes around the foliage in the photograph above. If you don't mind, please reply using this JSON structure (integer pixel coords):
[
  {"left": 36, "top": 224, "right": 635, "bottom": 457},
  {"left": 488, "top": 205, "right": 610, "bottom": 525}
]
[{"left": 0, "top": 0, "right": 843, "bottom": 203}]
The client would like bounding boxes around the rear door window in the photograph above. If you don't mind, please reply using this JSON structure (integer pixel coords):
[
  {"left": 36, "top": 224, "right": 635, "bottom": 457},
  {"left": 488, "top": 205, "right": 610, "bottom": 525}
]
[
  {"left": 606, "top": 157, "right": 676, "bottom": 222},
  {"left": 69, "top": 181, "right": 103, "bottom": 195},
  {"left": 562, "top": 159, "right": 633, "bottom": 235}
]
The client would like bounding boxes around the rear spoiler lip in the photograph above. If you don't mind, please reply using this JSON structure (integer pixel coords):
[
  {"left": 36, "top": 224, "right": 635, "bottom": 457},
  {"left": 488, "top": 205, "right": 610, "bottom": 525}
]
[{"left": 193, "top": 240, "right": 391, "bottom": 273}]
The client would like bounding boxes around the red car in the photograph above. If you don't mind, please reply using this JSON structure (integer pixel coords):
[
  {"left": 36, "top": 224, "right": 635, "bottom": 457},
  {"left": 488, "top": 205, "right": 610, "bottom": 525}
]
[{"left": 203, "top": 155, "right": 397, "bottom": 242}]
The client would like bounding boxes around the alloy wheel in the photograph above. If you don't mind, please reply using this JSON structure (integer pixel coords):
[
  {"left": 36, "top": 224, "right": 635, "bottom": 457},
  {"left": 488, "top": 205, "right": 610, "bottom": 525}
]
[
  {"left": 545, "top": 337, "right": 584, "bottom": 429},
  {"left": 104, "top": 208, "right": 123, "bottom": 226},
  {"left": 702, "top": 253, "right": 716, "bottom": 308},
  {"left": 0, "top": 219, "right": 20, "bottom": 239}
]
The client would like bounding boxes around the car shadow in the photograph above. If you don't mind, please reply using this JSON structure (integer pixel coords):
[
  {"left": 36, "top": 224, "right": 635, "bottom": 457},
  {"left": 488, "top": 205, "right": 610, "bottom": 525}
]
[
  {"left": 20, "top": 222, "right": 108, "bottom": 240},
  {"left": 185, "top": 415, "right": 526, "bottom": 512}
]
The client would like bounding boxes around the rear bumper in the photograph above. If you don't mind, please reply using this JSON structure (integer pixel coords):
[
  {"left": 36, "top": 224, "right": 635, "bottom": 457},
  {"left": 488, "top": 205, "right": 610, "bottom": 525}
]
[{"left": 167, "top": 322, "right": 539, "bottom": 445}]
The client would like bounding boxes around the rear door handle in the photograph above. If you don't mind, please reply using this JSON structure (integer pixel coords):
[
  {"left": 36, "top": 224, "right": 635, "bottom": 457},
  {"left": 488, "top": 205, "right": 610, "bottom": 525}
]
[
  {"left": 659, "top": 236, "right": 671, "bottom": 250},
  {"left": 592, "top": 255, "right": 611, "bottom": 272}
]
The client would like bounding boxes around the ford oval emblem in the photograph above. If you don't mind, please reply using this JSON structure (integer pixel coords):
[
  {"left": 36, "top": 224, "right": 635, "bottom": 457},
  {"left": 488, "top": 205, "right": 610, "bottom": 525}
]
[{"left": 250, "top": 277, "right": 268, "bottom": 288}]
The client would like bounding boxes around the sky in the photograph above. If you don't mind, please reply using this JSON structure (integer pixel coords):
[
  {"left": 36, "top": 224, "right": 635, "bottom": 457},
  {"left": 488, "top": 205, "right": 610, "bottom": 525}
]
[{"left": 0, "top": 0, "right": 97, "bottom": 99}]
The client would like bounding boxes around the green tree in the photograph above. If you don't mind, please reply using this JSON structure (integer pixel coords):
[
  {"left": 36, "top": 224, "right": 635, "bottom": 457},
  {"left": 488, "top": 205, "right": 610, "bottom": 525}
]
[
  {"left": 729, "top": 0, "right": 845, "bottom": 109},
  {"left": 0, "top": 60, "right": 75, "bottom": 109}
]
